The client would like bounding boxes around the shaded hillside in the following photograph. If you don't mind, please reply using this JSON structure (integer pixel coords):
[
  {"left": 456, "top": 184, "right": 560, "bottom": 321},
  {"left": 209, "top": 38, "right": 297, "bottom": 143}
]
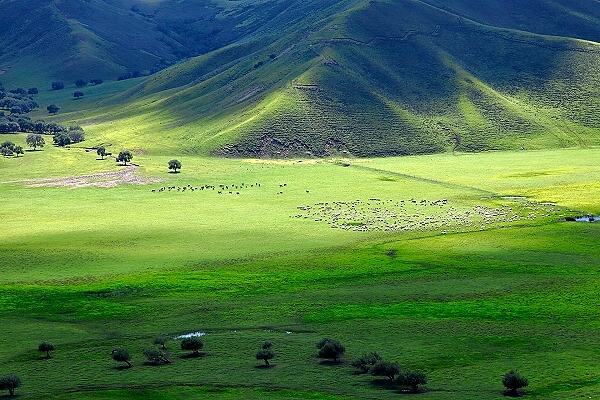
[
  {"left": 0, "top": 0, "right": 340, "bottom": 85},
  {"left": 75, "top": 0, "right": 600, "bottom": 157}
]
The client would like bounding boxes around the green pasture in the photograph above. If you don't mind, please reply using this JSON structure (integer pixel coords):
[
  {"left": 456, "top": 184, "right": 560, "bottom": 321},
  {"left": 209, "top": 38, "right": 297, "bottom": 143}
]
[{"left": 1, "top": 142, "right": 600, "bottom": 398}]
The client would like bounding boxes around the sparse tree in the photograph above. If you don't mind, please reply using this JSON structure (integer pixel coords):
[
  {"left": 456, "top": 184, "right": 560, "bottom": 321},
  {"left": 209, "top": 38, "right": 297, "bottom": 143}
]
[
  {"left": 117, "top": 150, "right": 133, "bottom": 165},
  {"left": 13, "top": 145, "right": 23, "bottom": 157},
  {"left": 502, "top": 370, "right": 528, "bottom": 395},
  {"left": 316, "top": 338, "right": 345, "bottom": 363},
  {"left": 26, "top": 133, "right": 45, "bottom": 150},
  {"left": 47, "top": 104, "right": 60, "bottom": 114},
  {"left": 143, "top": 347, "right": 170, "bottom": 364},
  {"left": 51, "top": 81, "right": 64, "bottom": 90},
  {"left": 38, "top": 341, "right": 55, "bottom": 358},
  {"left": 73, "top": 91, "right": 84, "bottom": 99},
  {"left": 111, "top": 347, "right": 132, "bottom": 367},
  {"left": 96, "top": 146, "right": 106, "bottom": 160},
  {"left": 168, "top": 159, "right": 181, "bottom": 173},
  {"left": 0, "top": 374, "right": 21, "bottom": 396},
  {"left": 256, "top": 341, "right": 275, "bottom": 367},
  {"left": 154, "top": 335, "right": 168, "bottom": 350},
  {"left": 370, "top": 360, "right": 401, "bottom": 382},
  {"left": 352, "top": 351, "right": 382, "bottom": 373},
  {"left": 75, "top": 79, "right": 87, "bottom": 87},
  {"left": 397, "top": 370, "right": 428, "bottom": 392},
  {"left": 180, "top": 337, "right": 204, "bottom": 355}
]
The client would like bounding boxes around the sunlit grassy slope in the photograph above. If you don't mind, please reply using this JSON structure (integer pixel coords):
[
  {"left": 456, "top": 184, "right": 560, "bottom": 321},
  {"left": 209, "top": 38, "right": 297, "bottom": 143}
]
[
  {"left": 36, "top": 0, "right": 597, "bottom": 158},
  {"left": 1, "top": 143, "right": 600, "bottom": 398}
]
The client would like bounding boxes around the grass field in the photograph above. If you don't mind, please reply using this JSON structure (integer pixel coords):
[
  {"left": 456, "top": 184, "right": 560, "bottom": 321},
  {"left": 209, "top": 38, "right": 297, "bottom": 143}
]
[{"left": 1, "top": 139, "right": 600, "bottom": 398}]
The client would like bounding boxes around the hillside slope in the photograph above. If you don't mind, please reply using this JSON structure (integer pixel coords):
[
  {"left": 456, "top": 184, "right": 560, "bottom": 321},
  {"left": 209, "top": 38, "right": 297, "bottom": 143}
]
[{"left": 71, "top": 0, "right": 600, "bottom": 157}]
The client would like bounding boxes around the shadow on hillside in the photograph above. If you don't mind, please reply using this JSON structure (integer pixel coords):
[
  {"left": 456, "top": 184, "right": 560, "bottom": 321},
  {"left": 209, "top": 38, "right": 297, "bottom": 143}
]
[{"left": 180, "top": 352, "right": 207, "bottom": 359}]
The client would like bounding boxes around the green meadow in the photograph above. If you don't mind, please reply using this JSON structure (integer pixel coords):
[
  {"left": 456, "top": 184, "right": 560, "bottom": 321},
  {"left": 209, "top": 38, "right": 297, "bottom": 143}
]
[{"left": 1, "top": 138, "right": 600, "bottom": 398}]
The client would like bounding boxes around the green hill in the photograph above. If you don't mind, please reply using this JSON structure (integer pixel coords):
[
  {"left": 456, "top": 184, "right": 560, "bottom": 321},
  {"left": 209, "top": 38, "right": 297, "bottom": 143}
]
[
  {"left": 69, "top": 0, "right": 600, "bottom": 157},
  {"left": 4, "top": 0, "right": 600, "bottom": 157}
]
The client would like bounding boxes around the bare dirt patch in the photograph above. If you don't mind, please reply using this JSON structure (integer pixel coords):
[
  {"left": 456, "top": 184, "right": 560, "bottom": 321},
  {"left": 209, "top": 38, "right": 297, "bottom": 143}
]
[{"left": 15, "top": 165, "right": 163, "bottom": 189}]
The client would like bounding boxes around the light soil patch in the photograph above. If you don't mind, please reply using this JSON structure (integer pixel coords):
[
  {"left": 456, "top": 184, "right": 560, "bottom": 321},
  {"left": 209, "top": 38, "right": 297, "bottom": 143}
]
[{"left": 10, "top": 165, "right": 162, "bottom": 189}]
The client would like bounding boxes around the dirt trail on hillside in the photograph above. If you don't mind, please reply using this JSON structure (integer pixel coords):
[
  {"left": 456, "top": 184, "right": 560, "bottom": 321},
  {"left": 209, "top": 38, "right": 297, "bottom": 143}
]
[{"left": 9, "top": 165, "right": 162, "bottom": 189}]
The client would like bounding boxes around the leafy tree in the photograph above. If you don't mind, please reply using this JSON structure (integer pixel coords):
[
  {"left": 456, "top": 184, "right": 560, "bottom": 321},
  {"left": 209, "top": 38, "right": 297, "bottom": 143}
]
[
  {"left": 90, "top": 78, "right": 103, "bottom": 85},
  {"left": 0, "top": 374, "right": 21, "bottom": 396},
  {"left": 53, "top": 132, "right": 71, "bottom": 147},
  {"left": 316, "top": 338, "right": 345, "bottom": 363},
  {"left": 397, "top": 370, "right": 428, "bottom": 392},
  {"left": 154, "top": 335, "right": 168, "bottom": 350},
  {"left": 143, "top": 348, "right": 170, "bottom": 364},
  {"left": 111, "top": 347, "right": 132, "bottom": 367},
  {"left": 73, "top": 91, "right": 84, "bottom": 99},
  {"left": 117, "top": 150, "right": 133, "bottom": 165},
  {"left": 68, "top": 126, "right": 85, "bottom": 143},
  {"left": 1, "top": 141, "right": 15, "bottom": 152},
  {"left": 0, "top": 121, "right": 20, "bottom": 133},
  {"left": 180, "top": 337, "right": 204, "bottom": 355},
  {"left": 13, "top": 145, "right": 23, "bottom": 157},
  {"left": 370, "top": 360, "right": 401, "bottom": 381},
  {"left": 52, "top": 82, "right": 65, "bottom": 90},
  {"left": 168, "top": 159, "right": 181, "bottom": 172},
  {"left": 352, "top": 351, "right": 382, "bottom": 373},
  {"left": 97, "top": 146, "right": 106, "bottom": 160},
  {"left": 502, "top": 370, "right": 528, "bottom": 395},
  {"left": 28, "top": 87, "right": 38, "bottom": 95},
  {"left": 26, "top": 133, "right": 45, "bottom": 150},
  {"left": 10, "top": 106, "right": 21, "bottom": 115},
  {"left": 47, "top": 104, "right": 60, "bottom": 114},
  {"left": 1, "top": 147, "right": 13, "bottom": 157},
  {"left": 38, "top": 341, "right": 55, "bottom": 358},
  {"left": 75, "top": 79, "right": 87, "bottom": 87},
  {"left": 256, "top": 341, "right": 275, "bottom": 366}
]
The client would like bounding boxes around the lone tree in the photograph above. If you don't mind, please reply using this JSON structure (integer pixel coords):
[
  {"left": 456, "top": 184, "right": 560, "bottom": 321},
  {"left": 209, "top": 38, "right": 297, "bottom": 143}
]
[
  {"left": 111, "top": 347, "right": 132, "bottom": 368},
  {"left": 181, "top": 337, "right": 204, "bottom": 356},
  {"left": 117, "top": 150, "right": 133, "bottom": 165},
  {"left": 168, "top": 159, "right": 181, "bottom": 173},
  {"left": 397, "top": 370, "right": 428, "bottom": 393},
  {"left": 256, "top": 341, "right": 275, "bottom": 367},
  {"left": 75, "top": 78, "right": 87, "bottom": 87},
  {"left": 13, "top": 145, "right": 23, "bottom": 157},
  {"left": 502, "top": 370, "right": 528, "bottom": 395},
  {"left": 316, "top": 338, "right": 345, "bottom": 363},
  {"left": 38, "top": 341, "right": 55, "bottom": 358},
  {"left": 0, "top": 374, "right": 21, "bottom": 396},
  {"left": 154, "top": 336, "right": 168, "bottom": 350},
  {"left": 26, "top": 133, "right": 45, "bottom": 150},
  {"left": 143, "top": 348, "right": 170, "bottom": 365},
  {"left": 73, "top": 91, "right": 84, "bottom": 99},
  {"left": 47, "top": 104, "right": 60, "bottom": 114},
  {"left": 97, "top": 146, "right": 106, "bottom": 160},
  {"left": 370, "top": 360, "right": 401, "bottom": 382},
  {"left": 51, "top": 81, "right": 65, "bottom": 90},
  {"left": 352, "top": 351, "right": 382, "bottom": 373}
]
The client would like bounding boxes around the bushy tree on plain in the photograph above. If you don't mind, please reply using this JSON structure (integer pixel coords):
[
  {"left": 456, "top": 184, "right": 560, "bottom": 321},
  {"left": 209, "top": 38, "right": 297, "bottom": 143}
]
[
  {"left": 26, "top": 133, "right": 45, "bottom": 150},
  {"left": 73, "top": 91, "right": 84, "bottom": 99},
  {"left": 256, "top": 341, "right": 275, "bottom": 367},
  {"left": 143, "top": 347, "right": 170, "bottom": 365},
  {"left": 51, "top": 82, "right": 64, "bottom": 90},
  {"left": 180, "top": 337, "right": 204, "bottom": 355},
  {"left": 75, "top": 79, "right": 87, "bottom": 87},
  {"left": 352, "top": 351, "right": 382, "bottom": 373},
  {"left": 47, "top": 104, "right": 60, "bottom": 114},
  {"left": 168, "top": 159, "right": 181, "bottom": 172},
  {"left": 397, "top": 370, "right": 428, "bottom": 392},
  {"left": 97, "top": 146, "right": 106, "bottom": 160},
  {"left": 117, "top": 150, "right": 133, "bottom": 165},
  {"left": 370, "top": 360, "right": 401, "bottom": 381},
  {"left": 154, "top": 335, "right": 168, "bottom": 350},
  {"left": 111, "top": 347, "right": 132, "bottom": 367},
  {"left": 502, "top": 370, "right": 528, "bottom": 395},
  {"left": 13, "top": 145, "right": 23, "bottom": 157},
  {"left": 0, "top": 374, "right": 21, "bottom": 396},
  {"left": 38, "top": 341, "right": 55, "bottom": 358},
  {"left": 316, "top": 338, "right": 345, "bottom": 363}
]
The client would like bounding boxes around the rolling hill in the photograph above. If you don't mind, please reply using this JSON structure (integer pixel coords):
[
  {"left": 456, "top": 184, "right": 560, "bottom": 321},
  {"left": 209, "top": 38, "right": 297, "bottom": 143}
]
[{"left": 4, "top": 0, "right": 600, "bottom": 157}]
